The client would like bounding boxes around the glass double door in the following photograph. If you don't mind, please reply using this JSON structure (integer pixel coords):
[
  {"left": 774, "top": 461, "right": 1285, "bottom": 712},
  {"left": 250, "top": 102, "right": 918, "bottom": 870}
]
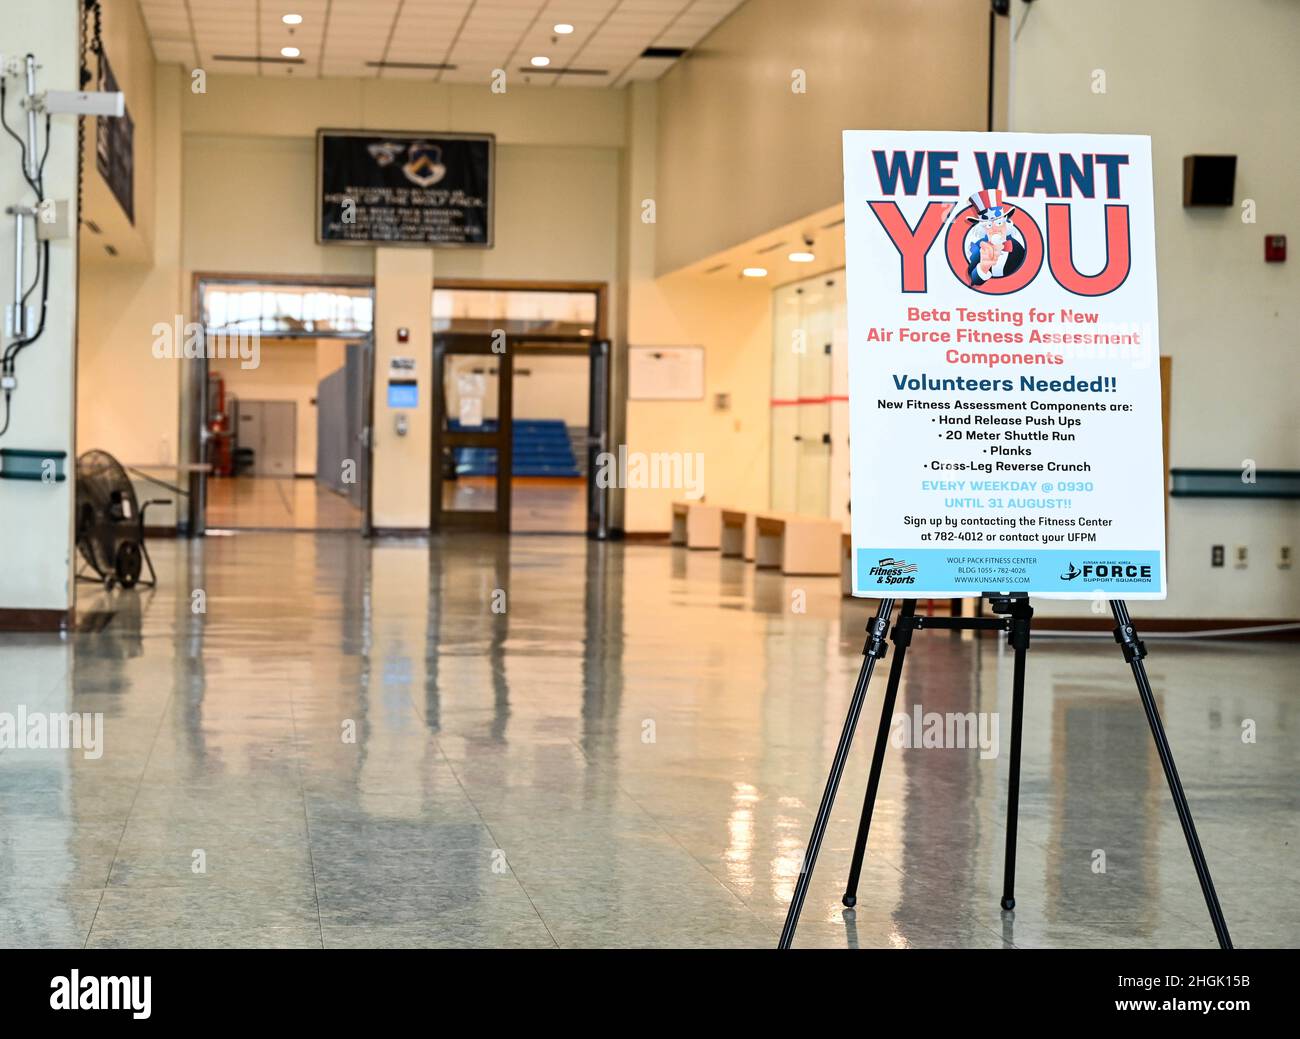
[{"left": 432, "top": 333, "right": 611, "bottom": 536}]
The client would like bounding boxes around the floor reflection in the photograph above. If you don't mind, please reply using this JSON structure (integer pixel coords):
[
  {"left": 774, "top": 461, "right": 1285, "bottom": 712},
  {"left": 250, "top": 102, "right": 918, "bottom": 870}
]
[{"left": 0, "top": 533, "right": 1294, "bottom": 948}]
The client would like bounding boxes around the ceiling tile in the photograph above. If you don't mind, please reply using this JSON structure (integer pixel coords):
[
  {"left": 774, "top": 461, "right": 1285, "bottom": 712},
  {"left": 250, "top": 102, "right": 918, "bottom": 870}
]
[{"left": 137, "top": 0, "right": 745, "bottom": 87}]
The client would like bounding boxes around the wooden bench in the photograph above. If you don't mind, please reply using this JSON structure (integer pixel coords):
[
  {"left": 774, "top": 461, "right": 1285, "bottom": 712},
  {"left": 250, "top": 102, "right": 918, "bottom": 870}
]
[
  {"left": 753, "top": 512, "right": 842, "bottom": 576},
  {"left": 670, "top": 501, "right": 722, "bottom": 550},
  {"left": 721, "top": 509, "right": 747, "bottom": 558}
]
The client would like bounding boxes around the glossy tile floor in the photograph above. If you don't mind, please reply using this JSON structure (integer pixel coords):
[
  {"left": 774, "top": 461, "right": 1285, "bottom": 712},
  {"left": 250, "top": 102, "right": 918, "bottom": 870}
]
[
  {"left": 442, "top": 476, "right": 588, "bottom": 532},
  {"left": 206, "top": 476, "right": 362, "bottom": 530},
  {"left": 1, "top": 533, "right": 1296, "bottom": 949}
]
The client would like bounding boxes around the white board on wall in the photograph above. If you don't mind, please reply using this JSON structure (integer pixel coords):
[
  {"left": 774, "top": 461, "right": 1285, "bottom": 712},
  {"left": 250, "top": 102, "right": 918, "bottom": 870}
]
[{"left": 628, "top": 346, "right": 704, "bottom": 401}]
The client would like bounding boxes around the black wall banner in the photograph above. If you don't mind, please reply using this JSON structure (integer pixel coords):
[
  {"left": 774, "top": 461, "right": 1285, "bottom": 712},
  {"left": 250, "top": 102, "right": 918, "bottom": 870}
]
[
  {"left": 95, "top": 53, "right": 134, "bottom": 225},
  {"left": 316, "top": 130, "right": 494, "bottom": 247}
]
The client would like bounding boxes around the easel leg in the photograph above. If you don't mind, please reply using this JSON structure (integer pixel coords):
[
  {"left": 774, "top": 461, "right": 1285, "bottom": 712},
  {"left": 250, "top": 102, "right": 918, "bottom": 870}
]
[
  {"left": 841, "top": 599, "right": 917, "bottom": 907},
  {"left": 1110, "top": 600, "right": 1233, "bottom": 950},
  {"left": 778, "top": 598, "right": 895, "bottom": 950},
  {"left": 1000, "top": 597, "right": 1032, "bottom": 911}
]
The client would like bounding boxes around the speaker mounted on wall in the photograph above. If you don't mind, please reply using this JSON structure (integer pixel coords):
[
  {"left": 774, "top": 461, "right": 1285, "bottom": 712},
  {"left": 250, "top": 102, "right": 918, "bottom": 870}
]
[{"left": 1183, "top": 155, "right": 1237, "bottom": 207}]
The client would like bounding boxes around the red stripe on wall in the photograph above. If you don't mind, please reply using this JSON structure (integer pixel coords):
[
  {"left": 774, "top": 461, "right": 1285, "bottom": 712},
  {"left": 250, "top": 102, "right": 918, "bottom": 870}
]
[{"left": 770, "top": 395, "right": 849, "bottom": 406}]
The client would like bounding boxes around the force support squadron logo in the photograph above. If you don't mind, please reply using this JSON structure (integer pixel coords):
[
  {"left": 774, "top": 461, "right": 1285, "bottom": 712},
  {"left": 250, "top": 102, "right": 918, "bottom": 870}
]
[{"left": 401, "top": 142, "right": 447, "bottom": 187}]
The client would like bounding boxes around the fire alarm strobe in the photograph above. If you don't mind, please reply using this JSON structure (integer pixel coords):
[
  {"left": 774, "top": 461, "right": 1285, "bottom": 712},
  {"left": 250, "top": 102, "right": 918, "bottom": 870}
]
[
  {"left": 396, "top": 327, "right": 410, "bottom": 342},
  {"left": 1265, "top": 235, "right": 1286, "bottom": 263}
]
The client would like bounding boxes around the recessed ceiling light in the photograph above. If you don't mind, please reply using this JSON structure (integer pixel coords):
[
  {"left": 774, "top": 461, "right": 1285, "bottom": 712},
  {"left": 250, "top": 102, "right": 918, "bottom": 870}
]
[
  {"left": 788, "top": 251, "right": 816, "bottom": 263},
  {"left": 742, "top": 267, "right": 768, "bottom": 278},
  {"left": 530, "top": 55, "right": 551, "bottom": 67},
  {"left": 282, "top": 13, "right": 302, "bottom": 25},
  {"left": 280, "top": 46, "right": 300, "bottom": 58},
  {"left": 554, "top": 23, "right": 575, "bottom": 34}
]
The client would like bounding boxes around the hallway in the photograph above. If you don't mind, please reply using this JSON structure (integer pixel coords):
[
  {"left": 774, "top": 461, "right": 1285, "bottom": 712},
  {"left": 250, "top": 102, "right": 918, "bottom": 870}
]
[{"left": 1, "top": 534, "right": 1294, "bottom": 948}]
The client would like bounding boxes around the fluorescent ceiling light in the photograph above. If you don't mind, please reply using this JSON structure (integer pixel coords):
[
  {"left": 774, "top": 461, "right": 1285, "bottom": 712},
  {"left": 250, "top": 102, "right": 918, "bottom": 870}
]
[
  {"left": 788, "top": 251, "right": 816, "bottom": 263},
  {"left": 282, "top": 13, "right": 302, "bottom": 25},
  {"left": 280, "top": 46, "right": 300, "bottom": 58},
  {"left": 554, "top": 23, "right": 575, "bottom": 34},
  {"left": 742, "top": 267, "right": 768, "bottom": 278},
  {"left": 530, "top": 55, "right": 551, "bottom": 67}
]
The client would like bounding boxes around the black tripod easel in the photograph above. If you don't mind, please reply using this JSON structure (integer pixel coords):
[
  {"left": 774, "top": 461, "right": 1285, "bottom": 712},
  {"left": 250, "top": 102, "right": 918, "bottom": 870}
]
[{"left": 777, "top": 594, "right": 1233, "bottom": 950}]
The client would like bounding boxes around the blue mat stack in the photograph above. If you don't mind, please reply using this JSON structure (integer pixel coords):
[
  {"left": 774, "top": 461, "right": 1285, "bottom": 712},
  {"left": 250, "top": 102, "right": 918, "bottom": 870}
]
[{"left": 449, "top": 419, "right": 581, "bottom": 478}]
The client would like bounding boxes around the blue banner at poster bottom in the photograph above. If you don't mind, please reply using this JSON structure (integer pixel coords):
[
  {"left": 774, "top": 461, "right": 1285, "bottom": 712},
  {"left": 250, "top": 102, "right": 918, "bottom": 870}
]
[{"left": 855, "top": 548, "right": 1164, "bottom": 596}]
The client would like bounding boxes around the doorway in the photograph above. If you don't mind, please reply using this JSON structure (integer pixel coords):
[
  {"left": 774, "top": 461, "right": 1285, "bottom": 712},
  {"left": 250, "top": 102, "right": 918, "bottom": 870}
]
[
  {"left": 432, "top": 333, "right": 610, "bottom": 536},
  {"left": 185, "top": 277, "right": 609, "bottom": 537},
  {"left": 186, "top": 276, "right": 376, "bottom": 534}
]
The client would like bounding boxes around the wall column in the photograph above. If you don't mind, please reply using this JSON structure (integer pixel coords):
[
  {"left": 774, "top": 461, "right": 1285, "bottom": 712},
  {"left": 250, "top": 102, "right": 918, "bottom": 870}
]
[{"left": 370, "top": 247, "right": 433, "bottom": 531}]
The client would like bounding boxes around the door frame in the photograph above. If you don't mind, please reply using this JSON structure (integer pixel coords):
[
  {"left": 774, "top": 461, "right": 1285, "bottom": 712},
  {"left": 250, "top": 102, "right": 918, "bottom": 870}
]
[{"left": 186, "top": 272, "right": 376, "bottom": 536}]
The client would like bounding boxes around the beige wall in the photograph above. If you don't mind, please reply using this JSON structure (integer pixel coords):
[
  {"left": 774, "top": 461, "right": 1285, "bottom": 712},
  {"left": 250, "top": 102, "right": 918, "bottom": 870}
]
[
  {"left": 1011, "top": 0, "right": 1299, "bottom": 620},
  {"left": 653, "top": 0, "right": 988, "bottom": 274},
  {"left": 180, "top": 75, "right": 624, "bottom": 149},
  {"left": 620, "top": 80, "right": 772, "bottom": 531},
  {"left": 79, "top": 57, "right": 184, "bottom": 469},
  {"left": 316, "top": 339, "right": 347, "bottom": 382},
  {"left": 512, "top": 356, "right": 590, "bottom": 427},
  {"left": 180, "top": 135, "right": 620, "bottom": 282},
  {"left": 619, "top": 0, "right": 999, "bottom": 534},
  {"left": 624, "top": 273, "right": 772, "bottom": 531},
  {"left": 182, "top": 133, "right": 371, "bottom": 280},
  {"left": 74, "top": 0, "right": 181, "bottom": 471},
  {"left": 177, "top": 72, "right": 625, "bottom": 289},
  {"left": 212, "top": 339, "right": 321, "bottom": 476}
]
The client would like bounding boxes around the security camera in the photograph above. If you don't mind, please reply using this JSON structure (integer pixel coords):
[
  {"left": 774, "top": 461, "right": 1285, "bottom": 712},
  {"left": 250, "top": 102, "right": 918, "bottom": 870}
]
[{"left": 37, "top": 90, "right": 125, "bottom": 118}]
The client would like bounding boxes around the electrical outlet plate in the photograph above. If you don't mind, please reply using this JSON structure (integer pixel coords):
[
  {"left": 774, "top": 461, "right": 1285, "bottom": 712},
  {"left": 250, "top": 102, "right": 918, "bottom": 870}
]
[
  {"left": 1280, "top": 546, "right": 1292, "bottom": 569},
  {"left": 1234, "top": 545, "right": 1248, "bottom": 569},
  {"left": 1211, "top": 545, "right": 1224, "bottom": 567}
]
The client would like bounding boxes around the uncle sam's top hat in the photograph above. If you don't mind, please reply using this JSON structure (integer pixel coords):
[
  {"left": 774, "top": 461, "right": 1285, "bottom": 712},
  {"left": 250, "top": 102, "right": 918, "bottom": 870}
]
[{"left": 966, "top": 188, "right": 1017, "bottom": 224}]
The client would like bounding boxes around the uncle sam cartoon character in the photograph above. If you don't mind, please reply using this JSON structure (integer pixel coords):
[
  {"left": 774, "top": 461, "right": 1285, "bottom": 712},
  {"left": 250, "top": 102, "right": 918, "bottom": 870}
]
[{"left": 964, "top": 188, "right": 1024, "bottom": 288}]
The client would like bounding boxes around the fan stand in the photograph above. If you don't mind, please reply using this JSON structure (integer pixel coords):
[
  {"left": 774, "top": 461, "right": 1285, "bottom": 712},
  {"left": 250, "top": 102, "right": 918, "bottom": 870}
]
[
  {"left": 76, "top": 498, "right": 168, "bottom": 590},
  {"left": 133, "top": 498, "right": 169, "bottom": 588}
]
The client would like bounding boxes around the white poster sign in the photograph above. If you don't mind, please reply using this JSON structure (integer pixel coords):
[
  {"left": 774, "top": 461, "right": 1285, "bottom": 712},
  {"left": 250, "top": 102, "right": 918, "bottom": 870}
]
[{"left": 843, "top": 131, "right": 1166, "bottom": 599}]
